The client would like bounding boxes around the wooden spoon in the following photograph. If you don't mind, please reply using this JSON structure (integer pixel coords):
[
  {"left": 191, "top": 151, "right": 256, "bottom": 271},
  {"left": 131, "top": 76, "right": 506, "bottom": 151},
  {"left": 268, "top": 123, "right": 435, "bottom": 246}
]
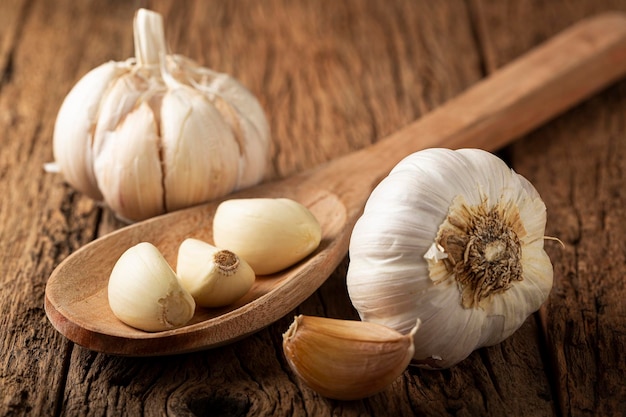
[{"left": 45, "top": 13, "right": 626, "bottom": 356}]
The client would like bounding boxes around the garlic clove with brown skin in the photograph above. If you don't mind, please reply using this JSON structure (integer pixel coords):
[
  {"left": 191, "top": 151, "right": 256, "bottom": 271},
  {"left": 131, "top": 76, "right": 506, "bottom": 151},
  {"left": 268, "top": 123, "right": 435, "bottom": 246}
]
[
  {"left": 282, "top": 315, "right": 419, "bottom": 401},
  {"left": 176, "top": 238, "right": 255, "bottom": 308},
  {"left": 108, "top": 242, "right": 195, "bottom": 332},
  {"left": 213, "top": 198, "right": 322, "bottom": 275}
]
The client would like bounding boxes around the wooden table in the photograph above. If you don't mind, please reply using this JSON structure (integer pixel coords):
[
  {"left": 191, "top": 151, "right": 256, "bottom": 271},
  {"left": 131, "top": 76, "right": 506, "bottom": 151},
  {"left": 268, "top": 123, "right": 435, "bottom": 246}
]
[{"left": 1, "top": 0, "right": 625, "bottom": 415}]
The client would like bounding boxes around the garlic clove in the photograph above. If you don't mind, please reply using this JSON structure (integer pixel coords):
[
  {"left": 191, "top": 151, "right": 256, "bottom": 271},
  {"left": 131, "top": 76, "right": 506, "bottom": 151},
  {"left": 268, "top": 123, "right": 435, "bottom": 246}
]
[
  {"left": 160, "top": 87, "right": 240, "bottom": 212},
  {"left": 108, "top": 242, "right": 195, "bottom": 332},
  {"left": 176, "top": 238, "right": 255, "bottom": 308},
  {"left": 212, "top": 198, "right": 322, "bottom": 275},
  {"left": 211, "top": 93, "right": 269, "bottom": 189},
  {"left": 91, "top": 72, "right": 148, "bottom": 158},
  {"left": 52, "top": 61, "right": 123, "bottom": 201},
  {"left": 202, "top": 73, "right": 271, "bottom": 189},
  {"left": 282, "top": 315, "right": 419, "bottom": 401},
  {"left": 166, "top": 57, "right": 271, "bottom": 190},
  {"left": 93, "top": 101, "right": 165, "bottom": 222}
]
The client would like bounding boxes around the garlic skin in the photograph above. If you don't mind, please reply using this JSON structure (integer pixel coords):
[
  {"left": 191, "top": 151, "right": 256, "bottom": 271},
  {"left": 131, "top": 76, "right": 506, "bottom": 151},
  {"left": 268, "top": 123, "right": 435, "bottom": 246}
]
[
  {"left": 108, "top": 242, "right": 196, "bottom": 332},
  {"left": 213, "top": 198, "right": 322, "bottom": 275},
  {"left": 282, "top": 315, "right": 419, "bottom": 401},
  {"left": 176, "top": 238, "right": 255, "bottom": 308},
  {"left": 52, "top": 9, "right": 270, "bottom": 222},
  {"left": 347, "top": 148, "right": 553, "bottom": 368},
  {"left": 52, "top": 62, "right": 123, "bottom": 201}
]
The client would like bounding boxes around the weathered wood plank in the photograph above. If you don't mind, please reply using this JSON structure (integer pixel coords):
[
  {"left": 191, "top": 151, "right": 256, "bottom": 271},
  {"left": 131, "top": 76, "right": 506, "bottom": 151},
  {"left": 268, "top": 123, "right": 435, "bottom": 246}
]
[
  {"left": 0, "top": 0, "right": 136, "bottom": 415},
  {"left": 473, "top": 0, "right": 626, "bottom": 415},
  {"left": 54, "top": 0, "right": 556, "bottom": 415},
  {"left": 1, "top": 0, "right": 625, "bottom": 415}
]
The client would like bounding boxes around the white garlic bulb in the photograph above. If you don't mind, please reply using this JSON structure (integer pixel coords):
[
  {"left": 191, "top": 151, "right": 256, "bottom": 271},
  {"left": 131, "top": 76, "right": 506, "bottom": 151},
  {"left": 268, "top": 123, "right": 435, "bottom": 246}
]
[
  {"left": 52, "top": 9, "right": 270, "bottom": 222},
  {"left": 108, "top": 242, "right": 196, "bottom": 332},
  {"left": 213, "top": 198, "right": 322, "bottom": 275},
  {"left": 347, "top": 148, "right": 553, "bottom": 368},
  {"left": 176, "top": 238, "right": 255, "bottom": 308}
]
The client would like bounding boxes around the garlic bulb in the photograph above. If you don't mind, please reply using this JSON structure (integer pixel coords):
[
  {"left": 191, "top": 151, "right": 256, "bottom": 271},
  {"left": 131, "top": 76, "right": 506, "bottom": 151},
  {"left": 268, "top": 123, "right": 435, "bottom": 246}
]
[
  {"left": 213, "top": 198, "right": 322, "bottom": 275},
  {"left": 282, "top": 315, "right": 419, "bottom": 400},
  {"left": 347, "top": 148, "right": 553, "bottom": 368},
  {"left": 176, "top": 238, "right": 255, "bottom": 308},
  {"left": 52, "top": 9, "right": 270, "bottom": 222},
  {"left": 108, "top": 242, "right": 196, "bottom": 332}
]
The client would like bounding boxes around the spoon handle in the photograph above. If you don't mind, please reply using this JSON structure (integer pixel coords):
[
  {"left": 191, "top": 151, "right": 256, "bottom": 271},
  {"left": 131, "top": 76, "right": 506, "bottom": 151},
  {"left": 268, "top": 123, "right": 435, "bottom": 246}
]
[{"left": 305, "top": 12, "right": 626, "bottom": 215}]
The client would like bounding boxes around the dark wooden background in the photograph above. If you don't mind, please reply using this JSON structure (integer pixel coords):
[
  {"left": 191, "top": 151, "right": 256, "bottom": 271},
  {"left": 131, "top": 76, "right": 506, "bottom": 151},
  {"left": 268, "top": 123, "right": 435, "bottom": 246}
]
[{"left": 1, "top": 0, "right": 625, "bottom": 415}]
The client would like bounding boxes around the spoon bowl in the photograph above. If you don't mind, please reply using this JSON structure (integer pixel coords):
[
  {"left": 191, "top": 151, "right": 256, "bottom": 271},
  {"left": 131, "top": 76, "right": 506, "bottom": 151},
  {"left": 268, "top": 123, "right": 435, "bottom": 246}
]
[
  {"left": 45, "top": 13, "right": 626, "bottom": 355},
  {"left": 45, "top": 182, "right": 348, "bottom": 356}
]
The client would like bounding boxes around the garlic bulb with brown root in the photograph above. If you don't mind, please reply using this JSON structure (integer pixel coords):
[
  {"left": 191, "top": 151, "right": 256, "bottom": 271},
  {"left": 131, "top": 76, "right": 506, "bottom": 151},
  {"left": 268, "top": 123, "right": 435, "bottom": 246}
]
[
  {"left": 51, "top": 9, "right": 270, "bottom": 222},
  {"left": 347, "top": 148, "right": 553, "bottom": 369}
]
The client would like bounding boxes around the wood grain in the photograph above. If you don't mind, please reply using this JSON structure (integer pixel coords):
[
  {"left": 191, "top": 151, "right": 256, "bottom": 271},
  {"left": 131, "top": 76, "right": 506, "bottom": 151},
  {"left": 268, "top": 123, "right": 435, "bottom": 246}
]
[
  {"left": 474, "top": 1, "right": 626, "bottom": 415},
  {"left": 1, "top": 0, "right": 626, "bottom": 415}
]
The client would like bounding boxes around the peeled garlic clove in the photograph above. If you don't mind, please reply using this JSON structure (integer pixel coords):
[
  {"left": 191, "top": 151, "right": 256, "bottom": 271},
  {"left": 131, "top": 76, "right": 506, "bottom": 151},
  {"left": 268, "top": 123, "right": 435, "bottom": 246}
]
[
  {"left": 108, "top": 242, "right": 195, "bottom": 332},
  {"left": 213, "top": 198, "right": 322, "bottom": 275},
  {"left": 161, "top": 87, "right": 240, "bottom": 212},
  {"left": 282, "top": 315, "right": 419, "bottom": 401},
  {"left": 176, "top": 238, "right": 255, "bottom": 308},
  {"left": 93, "top": 102, "right": 165, "bottom": 222}
]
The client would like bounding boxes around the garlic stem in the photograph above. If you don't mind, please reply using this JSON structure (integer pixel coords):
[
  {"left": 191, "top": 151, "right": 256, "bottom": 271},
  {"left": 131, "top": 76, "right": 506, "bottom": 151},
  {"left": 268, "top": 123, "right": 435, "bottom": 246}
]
[{"left": 133, "top": 8, "right": 167, "bottom": 67}]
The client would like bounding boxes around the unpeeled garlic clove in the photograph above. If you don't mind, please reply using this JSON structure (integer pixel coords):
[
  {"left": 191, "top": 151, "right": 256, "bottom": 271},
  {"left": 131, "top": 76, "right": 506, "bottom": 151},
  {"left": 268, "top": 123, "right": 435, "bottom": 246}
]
[
  {"left": 213, "top": 198, "right": 322, "bottom": 275},
  {"left": 179, "top": 59, "right": 271, "bottom": 189},
  {"left": 176, "top": 238, "right": 255, "bottom": 308},
  {"left": 52, "top": 61, "right": 124, "bottom": 201},
  {"left": 94, "top": 101, "right": 165, "bottom": 222},
  {"left": 282, "top": 315, "right": 419, "bottom": 401},
  {"left": 160, "top": 86, "right": 240, "bottom": 212},
  {"left": 108, "top": 242, "right": 195, "bottom": 332}
]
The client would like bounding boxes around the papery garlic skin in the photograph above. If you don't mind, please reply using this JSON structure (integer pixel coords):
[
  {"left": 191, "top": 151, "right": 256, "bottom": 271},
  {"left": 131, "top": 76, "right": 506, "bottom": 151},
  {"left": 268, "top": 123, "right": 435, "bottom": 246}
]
[
  {"left": 52, "top": 9, "right": 270, "bottom": 222},
  {"left": 347, "top": 148, "right": 553, "bottom": 368},
  {"left": 176, "top": 238, "right": 255, "bottom": 308},
  {"left": 160, "top": 86, "right": 240, "bottom": 212},
  {"left": 94, "top": 101, "right": 165, "bottom": 221},
  {"left": 108, "top": 242, "right": 196, "bottom": 332},
  {"left": 52, "top": 62, "right": 124, "bottom": 201},
  {"left": 282, "top": 315, "right": 419, "bottom": 400},
  {"left": 213, "top": 198, "right": 322, "bottom": 275}
]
